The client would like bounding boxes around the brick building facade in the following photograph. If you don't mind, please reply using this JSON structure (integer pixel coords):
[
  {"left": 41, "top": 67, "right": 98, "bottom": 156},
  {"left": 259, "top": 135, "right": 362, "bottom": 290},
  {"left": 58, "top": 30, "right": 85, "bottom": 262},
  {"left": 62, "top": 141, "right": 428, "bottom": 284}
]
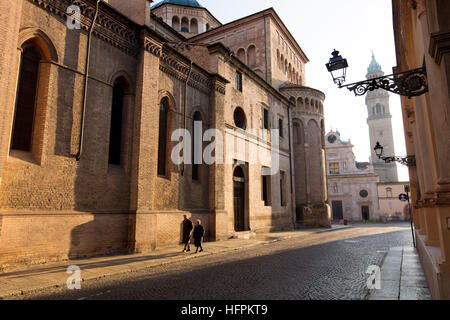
[{"left": 0, "top": 0, "right": 330, "bottom": 269}]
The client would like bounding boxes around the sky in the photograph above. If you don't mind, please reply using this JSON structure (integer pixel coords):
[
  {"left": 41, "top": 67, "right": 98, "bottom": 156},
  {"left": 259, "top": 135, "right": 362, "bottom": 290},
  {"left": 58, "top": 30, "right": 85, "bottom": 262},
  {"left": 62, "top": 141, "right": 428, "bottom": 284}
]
[{"left": 152, "top": 0, "right": 409, "bottom": 181}]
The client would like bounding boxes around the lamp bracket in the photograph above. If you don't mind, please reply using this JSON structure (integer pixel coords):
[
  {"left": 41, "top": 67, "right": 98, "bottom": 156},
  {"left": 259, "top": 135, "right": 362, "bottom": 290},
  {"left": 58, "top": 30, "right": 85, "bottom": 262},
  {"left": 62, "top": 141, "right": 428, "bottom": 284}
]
[{"left": 341, "top": 67, "right": 428, "bottom": 98}]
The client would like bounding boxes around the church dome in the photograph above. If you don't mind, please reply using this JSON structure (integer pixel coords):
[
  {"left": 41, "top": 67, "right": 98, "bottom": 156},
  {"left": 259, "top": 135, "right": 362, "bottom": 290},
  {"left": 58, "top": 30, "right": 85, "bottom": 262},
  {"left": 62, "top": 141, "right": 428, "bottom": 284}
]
[
  {"left": 367, "top": 53, "right": 382, "bottom": 74},
  {"left": 152, "top": 0, "right": 203, "bottom": 9}
]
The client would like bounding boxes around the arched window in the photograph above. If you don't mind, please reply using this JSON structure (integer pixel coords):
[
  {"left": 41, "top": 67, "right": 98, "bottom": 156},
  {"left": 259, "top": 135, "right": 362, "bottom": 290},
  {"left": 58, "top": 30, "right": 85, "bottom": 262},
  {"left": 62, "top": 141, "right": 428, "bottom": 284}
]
[
  {"left": 233, "top": 107, "right": 246, "bottom": 130},
  {"left": 172, "top": 16, "right": 180, "bottom": 31},
  {"left": 108, "top": 77, "right": 127, "bottom": 165},
  {"left": 158, "top": 98, "right": 170, "bottom": 176},
  {"left": 206, "top": 23, "right": 210, "bottom": 31},
  {"left": 297, "top": 97, "right": 304, "bottom": 110},
  {"left": 192, "top": 111, "right": 202, "bottom": 181},
  {"left": 284, "top": 59, "right": 288, "bottom": 75},
  {"left": 234, "top": 166, "right": 245, "bottom": 178},
  {"left": 11, "top": 44, "right": 42, "bottom": 152},
  {"left": 289, "top": 97, "right": 296, "bottom": 105},
  {"left": 181, "top": 17, "right": 189, "bottom": 33},
  {"left": 247, "top": 45, "right": 256, "bottom": 67},
  {"left": 277, "top": 50, "right": 280, "bottom": 69},
  {"left": 237, "top": 48, "right": 246, "bottom": 63},
  {"left": 386, "top": 187, "right": 393, "bottom": 198},
  {"left": 190, "top": 18, "right": 198, "bottom": 34},
  {"left": 293, "top": 122, "right": 301, "bottom": 145}
]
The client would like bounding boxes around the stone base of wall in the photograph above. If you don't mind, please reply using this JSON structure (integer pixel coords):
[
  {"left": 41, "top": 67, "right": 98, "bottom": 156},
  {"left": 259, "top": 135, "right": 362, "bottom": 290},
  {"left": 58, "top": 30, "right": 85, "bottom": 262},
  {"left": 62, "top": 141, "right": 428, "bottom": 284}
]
[
  {"left": 416, "top": 231, "right": 450, "bottom": 300},
  {"left": 0, "top": 211, "right": 129, "bottom": 270},
  {"left": 0, "top": 209, "right": 306, "bottom": 268},
  {"left": 300, "top": 203, "right": 331, "bottom": 228}
]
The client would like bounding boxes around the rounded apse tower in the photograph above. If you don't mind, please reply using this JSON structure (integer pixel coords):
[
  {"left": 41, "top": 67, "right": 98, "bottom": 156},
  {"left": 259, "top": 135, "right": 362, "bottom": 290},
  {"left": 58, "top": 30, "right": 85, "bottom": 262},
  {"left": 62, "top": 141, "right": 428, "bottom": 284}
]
[{"left": 280, "top": 83, "right": 331, "bottom": 228}]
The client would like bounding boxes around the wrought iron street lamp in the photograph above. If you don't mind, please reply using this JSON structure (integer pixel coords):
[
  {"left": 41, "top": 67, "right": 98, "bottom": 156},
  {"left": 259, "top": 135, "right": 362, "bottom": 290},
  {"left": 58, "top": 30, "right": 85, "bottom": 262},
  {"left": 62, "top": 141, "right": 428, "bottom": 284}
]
[
  {"left": 326, "top": 50, "right": 428, "bottom": 99},
  {"left": 374, "top": 141, "right": 416, "bottom": 167}
]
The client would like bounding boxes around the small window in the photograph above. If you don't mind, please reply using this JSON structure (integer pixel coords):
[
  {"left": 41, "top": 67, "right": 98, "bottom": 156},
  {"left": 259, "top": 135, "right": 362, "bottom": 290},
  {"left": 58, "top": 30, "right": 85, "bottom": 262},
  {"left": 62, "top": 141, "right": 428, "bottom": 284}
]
[
  {"left": 329, "top": 162, "right": 340, "bottom": 174},
  {"left": 157, "top": 98, "right": 170, "bottom": 176},
  {"left": 280, "top": 171, "right": 287, "bottom": 207},
  {"left": 233, "top": 107, "right": 246, "bottom": 130},
  {"left": 262, "top": 168, "right": 271, "bottom": 206},
  {"left": 279, "top": 118, "right": 284, "bottom": 138},
  {"left": 236, "top": 71, "right": 243, "bottom": 92},
  {"left": 108, "top": 78, "right": 126, "bottom": 165},
  {"left": 192, "top": 111, "right": 202, "bottom": 181},
  {"left": 263, "top": 108, "right": 269, "bottom": 130}
]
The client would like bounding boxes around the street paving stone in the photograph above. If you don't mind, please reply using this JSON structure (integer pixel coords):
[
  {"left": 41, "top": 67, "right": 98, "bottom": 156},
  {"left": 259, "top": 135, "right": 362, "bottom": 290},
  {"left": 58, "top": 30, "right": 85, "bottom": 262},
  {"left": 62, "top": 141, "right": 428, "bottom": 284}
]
[
  {"left": 2, "top": 223, "right": 426, "bottom": 300},
  {"left": 368, "top": 245, "right": 432, "bottom": 300}
]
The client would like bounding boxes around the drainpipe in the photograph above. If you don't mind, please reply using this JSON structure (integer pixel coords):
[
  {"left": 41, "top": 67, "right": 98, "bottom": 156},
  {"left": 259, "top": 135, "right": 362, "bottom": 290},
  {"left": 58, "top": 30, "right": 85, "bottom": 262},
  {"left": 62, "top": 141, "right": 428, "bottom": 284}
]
[
  {"left": 181, "top": 60, "right": 193, "bottom": 176},
  {"left": 76, "top": 0, "right": 101, "bottom": 161}
]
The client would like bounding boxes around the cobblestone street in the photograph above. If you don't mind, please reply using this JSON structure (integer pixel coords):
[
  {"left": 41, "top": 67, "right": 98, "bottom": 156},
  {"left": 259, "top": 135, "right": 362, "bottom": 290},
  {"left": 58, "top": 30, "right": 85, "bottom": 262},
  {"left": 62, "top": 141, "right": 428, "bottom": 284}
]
[{"left": 7, "top": 223, "right": 414, "bottom": 300}]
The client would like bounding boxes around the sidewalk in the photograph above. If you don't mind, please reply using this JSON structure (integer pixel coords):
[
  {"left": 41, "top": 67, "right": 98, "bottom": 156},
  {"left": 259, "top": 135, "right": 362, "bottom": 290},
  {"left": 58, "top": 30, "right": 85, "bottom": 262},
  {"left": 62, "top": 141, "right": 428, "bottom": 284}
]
[
  {"left": 0, "top": 225, "right": 351, "bottom": 299},
  {"left": 369, "top": 246, "right": 432, "bottom": 300}
]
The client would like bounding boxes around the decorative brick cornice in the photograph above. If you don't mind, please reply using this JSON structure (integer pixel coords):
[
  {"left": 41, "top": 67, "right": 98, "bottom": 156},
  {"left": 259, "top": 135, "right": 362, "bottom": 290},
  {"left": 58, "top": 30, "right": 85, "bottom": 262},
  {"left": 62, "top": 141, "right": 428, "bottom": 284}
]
[
  {"left": 159, "top": 50, "right": 213, "bottom": 94},
  {"left": 30, "top": 0, "right": 141, "bottom": 57},
  {"left": 144, "top": 38, "right": 162, "bottom": 57},
  {"left": 429, "top": 31, "right": 450, "bottom": 65}
]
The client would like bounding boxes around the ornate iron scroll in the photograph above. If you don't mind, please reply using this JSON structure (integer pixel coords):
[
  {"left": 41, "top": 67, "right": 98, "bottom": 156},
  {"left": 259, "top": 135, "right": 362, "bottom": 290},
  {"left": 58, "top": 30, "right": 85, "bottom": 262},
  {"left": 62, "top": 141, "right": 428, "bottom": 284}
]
[{"left": 344, "top": 68, "right": 428, "bottom": 99}]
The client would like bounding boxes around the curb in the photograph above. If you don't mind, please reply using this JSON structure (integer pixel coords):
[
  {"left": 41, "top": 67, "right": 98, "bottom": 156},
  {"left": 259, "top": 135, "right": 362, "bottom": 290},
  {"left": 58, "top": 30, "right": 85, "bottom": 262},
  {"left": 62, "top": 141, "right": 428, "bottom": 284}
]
[{"left": 315, "top": 225, "right": 353, "bottom": 233}]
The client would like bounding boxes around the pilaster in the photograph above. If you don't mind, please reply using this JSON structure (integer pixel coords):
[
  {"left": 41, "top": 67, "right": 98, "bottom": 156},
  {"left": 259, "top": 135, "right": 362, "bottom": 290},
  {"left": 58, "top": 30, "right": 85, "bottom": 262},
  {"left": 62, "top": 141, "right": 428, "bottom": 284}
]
[{"left": 128, "top": 30, "right": 163, "bottom": 253}]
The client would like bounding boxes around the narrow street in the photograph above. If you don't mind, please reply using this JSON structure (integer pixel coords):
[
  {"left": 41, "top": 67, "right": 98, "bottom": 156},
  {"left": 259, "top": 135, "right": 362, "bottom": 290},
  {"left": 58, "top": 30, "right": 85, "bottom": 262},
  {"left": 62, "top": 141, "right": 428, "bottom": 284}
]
[{"left": 9, "top": 223, "right": 413, "bottom": 300}]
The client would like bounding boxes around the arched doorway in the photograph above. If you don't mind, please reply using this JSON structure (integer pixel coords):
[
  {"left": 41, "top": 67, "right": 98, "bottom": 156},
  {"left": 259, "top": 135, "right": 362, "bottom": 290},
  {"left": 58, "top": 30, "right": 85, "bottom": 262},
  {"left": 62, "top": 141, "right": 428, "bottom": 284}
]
[{"left": 233, "top": 166, "right": 246, "bottom": 232}]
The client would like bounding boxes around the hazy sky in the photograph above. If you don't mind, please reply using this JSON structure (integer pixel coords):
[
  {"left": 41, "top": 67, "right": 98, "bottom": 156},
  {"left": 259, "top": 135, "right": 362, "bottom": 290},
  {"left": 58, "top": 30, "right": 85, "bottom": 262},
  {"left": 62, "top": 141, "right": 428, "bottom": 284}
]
[{"left": 153, "top": 0, "right": 409, "bottom": 181}]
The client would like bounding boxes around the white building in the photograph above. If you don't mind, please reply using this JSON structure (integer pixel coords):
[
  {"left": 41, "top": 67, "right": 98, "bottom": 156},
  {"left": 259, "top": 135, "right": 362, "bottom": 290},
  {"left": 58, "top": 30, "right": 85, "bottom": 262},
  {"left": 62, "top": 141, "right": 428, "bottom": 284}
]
[{"left": 325, "top": 130, "right": 380, "bottom": 222}]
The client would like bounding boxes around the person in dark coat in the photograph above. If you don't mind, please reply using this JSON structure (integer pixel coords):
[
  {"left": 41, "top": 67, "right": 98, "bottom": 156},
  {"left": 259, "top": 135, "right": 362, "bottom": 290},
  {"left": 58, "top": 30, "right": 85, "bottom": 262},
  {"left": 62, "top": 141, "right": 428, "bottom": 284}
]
[
  {"left": 193, "top": 219, "right": 204, "bottom": 253},
  {"left": 182, "top": 215, "right": 193, "bottom": 252}
]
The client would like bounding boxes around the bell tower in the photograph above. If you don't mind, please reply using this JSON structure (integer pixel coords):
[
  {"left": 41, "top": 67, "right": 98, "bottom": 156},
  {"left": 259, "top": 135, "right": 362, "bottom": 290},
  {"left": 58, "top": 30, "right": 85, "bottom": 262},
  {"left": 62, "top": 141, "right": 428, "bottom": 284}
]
[{"left": 366, "top": 54, "right": 398, "bottom": 182}]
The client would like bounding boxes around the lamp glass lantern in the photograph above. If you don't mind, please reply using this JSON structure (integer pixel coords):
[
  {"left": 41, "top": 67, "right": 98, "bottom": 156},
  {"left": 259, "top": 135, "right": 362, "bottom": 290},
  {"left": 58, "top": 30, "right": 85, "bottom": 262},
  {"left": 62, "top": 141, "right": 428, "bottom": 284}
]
[
  {"left": 326, "top": 49, "right": 348, "bottom": 87},
  {"left": 374, "top": 141, "right": 384, "bottom": 158}
]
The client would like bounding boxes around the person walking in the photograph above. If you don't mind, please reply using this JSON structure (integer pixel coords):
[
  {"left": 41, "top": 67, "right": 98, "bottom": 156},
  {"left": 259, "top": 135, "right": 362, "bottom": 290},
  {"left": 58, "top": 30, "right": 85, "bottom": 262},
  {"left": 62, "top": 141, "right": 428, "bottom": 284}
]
[
  {"left": 193, "top": 219, "right": 204, "bottom": 253},
  {"left": 182, "top": 215, "right": 193, "bottom": 253}
]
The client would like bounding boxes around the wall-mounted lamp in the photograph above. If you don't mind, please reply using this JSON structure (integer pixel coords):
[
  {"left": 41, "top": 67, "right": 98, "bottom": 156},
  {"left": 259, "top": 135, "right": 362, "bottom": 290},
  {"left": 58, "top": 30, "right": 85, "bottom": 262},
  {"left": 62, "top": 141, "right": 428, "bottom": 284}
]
[
  {"left": 374, "top": 142, "right": 416, "bottom": 167},
  {"left": 326, "top": 49, "right": 428, "bottom": 99}
]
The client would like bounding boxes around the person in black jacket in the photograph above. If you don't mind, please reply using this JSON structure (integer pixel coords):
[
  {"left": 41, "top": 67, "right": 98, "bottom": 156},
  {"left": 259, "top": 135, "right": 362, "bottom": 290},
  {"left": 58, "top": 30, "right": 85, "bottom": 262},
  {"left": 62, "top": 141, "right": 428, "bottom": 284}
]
[
  {"left": 193, "top": 219, "right": 204, "bottom": 253},
  {"left": 182, "top": 215, "right": 193, "bottom": 252}
]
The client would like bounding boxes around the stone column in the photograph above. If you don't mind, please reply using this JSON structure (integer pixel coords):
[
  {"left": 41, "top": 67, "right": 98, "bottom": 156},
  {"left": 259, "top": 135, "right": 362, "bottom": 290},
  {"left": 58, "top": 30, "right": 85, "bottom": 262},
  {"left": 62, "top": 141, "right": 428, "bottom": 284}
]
[
  {"left": 128, "top": 31, "right": 163, "bottom": 253},
  {"left": 0, "top": 0, "right": 23, "bottom": 187},
  {"left": 426, "top": 2, "right": 450, "bottom": 274}
]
